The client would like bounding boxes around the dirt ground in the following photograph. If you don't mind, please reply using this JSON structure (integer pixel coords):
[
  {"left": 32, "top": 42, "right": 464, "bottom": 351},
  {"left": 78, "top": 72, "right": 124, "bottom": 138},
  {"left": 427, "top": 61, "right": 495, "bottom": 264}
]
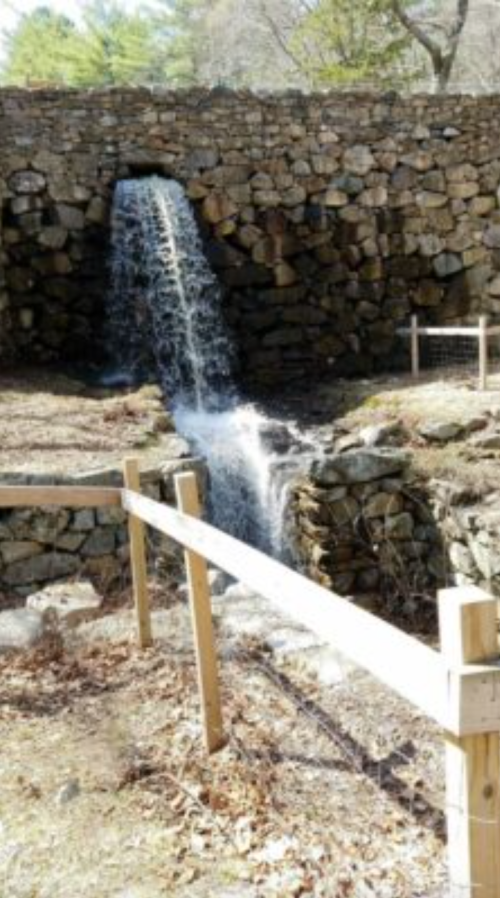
[
  {"left": 0, "top": 589, "right": 446, "bottom": 898},
  {"left": 2, "top": 365, "right": 495, "bottom": 897},
  {"left": 278, "top": 366, "right": 500, "bottom": 489},
  {"left": 0, "top": 369, "right": 176, "bottom": 476}
]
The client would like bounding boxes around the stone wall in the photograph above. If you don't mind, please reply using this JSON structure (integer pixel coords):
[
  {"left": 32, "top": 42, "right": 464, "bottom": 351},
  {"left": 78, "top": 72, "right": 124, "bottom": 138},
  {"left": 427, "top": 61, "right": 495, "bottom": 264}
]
[
  {"left": 293, "top": 450, "right": 500, "bottom": 605},
  {"left": 0, "top": 458, "right": 204, "bottom": 597},
  {"left": 292, "top": 449, "right": 443, "bottom": 603},
  {"left": 3, "top": 88, "right": 500, "bottom": 385}
]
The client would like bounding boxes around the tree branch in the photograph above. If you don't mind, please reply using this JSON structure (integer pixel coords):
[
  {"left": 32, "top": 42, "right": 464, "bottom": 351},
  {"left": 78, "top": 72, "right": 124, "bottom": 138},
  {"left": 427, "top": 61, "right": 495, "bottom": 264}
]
[
  {"left": 391, "top": 0, "right": 470, "bottom": 90},
  {"left": 390, "top": 0, "right": 442, "bottom": 64}
]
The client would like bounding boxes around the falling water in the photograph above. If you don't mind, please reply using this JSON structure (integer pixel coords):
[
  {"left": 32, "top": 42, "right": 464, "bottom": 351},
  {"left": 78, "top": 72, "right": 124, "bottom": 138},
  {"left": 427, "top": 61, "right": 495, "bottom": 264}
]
[{"left": 108, "top": 176, "right": 309, "bottom": 554}]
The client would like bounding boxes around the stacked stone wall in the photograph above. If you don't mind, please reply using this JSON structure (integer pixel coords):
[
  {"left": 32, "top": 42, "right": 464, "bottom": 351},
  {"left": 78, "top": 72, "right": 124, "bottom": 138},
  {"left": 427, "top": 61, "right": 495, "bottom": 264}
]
[
  {"left": 3, "top": 88, "right": 500, "bottom": 384},
  {"left": 0, "top": 458, "right": 204, "bottom": 597}
]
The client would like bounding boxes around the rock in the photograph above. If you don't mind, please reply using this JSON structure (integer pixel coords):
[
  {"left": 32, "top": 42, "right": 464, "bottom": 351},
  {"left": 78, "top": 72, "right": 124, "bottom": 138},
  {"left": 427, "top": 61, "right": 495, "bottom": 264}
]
[
  {"left": 385, "top": 512, "right": 414, "bottom": 540},
  {"left": 418, "top": 234, "right": 443, "bottom": 257},
  {"left": 310, "top": 450, "right": 408, "bottom": 485},
  {"left": 207, "top": 568, "right": 232, "bottom": 595},
  {"left": 81, "top": 528, "right": 115, "bottom": 557},
  {"left": 331, "top": 174, "right": 364, "bottom": 196},
  {"left": 364, "top": 492, "right": 404, "bottom": 519},
  {"left": 38, "top": 226, "right": 68, "bottom": 250},
  {"left": 358, "top": 186, "right": 387, "bottom": 207},
  {"left": 86, "top": 196, "right": 107, "bottom": 224},
  {"left": 328, "top": 496, "right": 360, "bottom": 527},
  {"left": 417, "top": 192, "right": 448, "bottom": 209},
  {"left": 71, "top": 509, "right": 95, "bottom": 532},
  {"left": 274, "top": 261, "right": 297, "bottom": 287},
  {"left": 0, "top": 541, "right": 43, "bottom": 565},
  {"left": 185, "top": 148, "right": 219, "bottom": 171},
  {"left": 343, "top": 145, "right": 375, "bottom": 176},
  {"left": 336, "top": 434, "right": 363, "bottom": 453},
  {"left": 471, "top": 432, "right": 500, "bottom": 450},
  {"left": 0, "top": 608, "right": 46, "bottom": 653},
  {"left": 55, "top": 779, "right": 81, "bottom": 805},
  {"left": 469, "top": 539, "right": 500, "bottom": 579},
  {"left": 26, "top": 581, "right": 103, "bottom": 627},
  {"left": 446, "top": 163, "right": 478, "bottom": 183},
  {"left": 3, "top": 552, "right": 80, "bottom": 586},
  {"left": 56, "top": 204, "right": 85, "bottom": 230},
  {"left": 8, "top": 509, "right": 70, "bottom": 542},
  {"left": 324, "top": 189, "right": 348, "bottom": 207},
  {"left": 433, "top": 253, "right": 463, "bottom": 278},
  {"left": 400, "top": 151, "right": 434, "bottom": 172},
  {"left": 449, "top": 542, "right": 477, "bottom": 576},
  {"left": 359, "top": 422, "right": 405, "bottom": 447},
  {"left": 484, "top": 225, "right": 500, "bottom": 249},
  {"left": 202, "top": 193, "right": 237, "bottom": 223},
  {"left": 488, "top": 276, "right": 500, "bottom": 297},
  {"left": 9, "top": 170, "right": 46, "bottom": 193},
  {"left": 419, "top": 421, "right": 463, "bottom": 442},
  {"left": 414, "top": 280, "right": 443, "bottom": 307}
]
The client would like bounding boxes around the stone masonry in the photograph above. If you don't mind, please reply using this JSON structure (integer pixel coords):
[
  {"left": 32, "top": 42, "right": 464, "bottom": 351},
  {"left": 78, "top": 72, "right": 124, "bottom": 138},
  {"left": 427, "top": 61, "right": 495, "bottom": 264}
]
[{"left": 3, "top": 88, "right": 500, "bottom": 385}]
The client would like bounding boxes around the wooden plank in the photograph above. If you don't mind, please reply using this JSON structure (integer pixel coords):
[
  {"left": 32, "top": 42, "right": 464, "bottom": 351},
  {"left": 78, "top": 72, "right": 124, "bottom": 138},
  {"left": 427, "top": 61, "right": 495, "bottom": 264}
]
[
  {"left": 175, "top": 472, "right": 224, "bottom": 754},
  {"left": 123, "top": 459, "right": 152, "bottom": 649},
  {"left": 440, "top": 587, "right": 500, "bottom": 898},
  {"left": 0, "top": 485, "right": 121, "bottom": 508},
  {"left": 479, "top": 315, "right": 488, "bottom": 391},
  {"left": 411, "top": 314, "right": 420, "bottom": 379},
  {"left": 122, "top": 488, "right": 465, "bottom": 732}
]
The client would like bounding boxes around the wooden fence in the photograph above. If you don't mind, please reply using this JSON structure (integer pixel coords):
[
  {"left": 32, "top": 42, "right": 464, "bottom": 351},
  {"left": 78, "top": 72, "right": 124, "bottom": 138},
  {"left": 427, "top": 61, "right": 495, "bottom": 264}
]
[
  {"left": 398, "top": 314, "right": 500, "bottom": 390},
  {"left": 2, "top": 457, "right": 500, "bottom": 896}
]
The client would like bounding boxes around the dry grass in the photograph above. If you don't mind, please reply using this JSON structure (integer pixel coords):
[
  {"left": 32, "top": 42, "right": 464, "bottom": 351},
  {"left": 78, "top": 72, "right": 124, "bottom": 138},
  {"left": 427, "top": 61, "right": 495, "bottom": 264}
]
[
  {"left": 0, "top": 369, "right": 174, "bottom": 477},
  {"left": 0, "top": 595, "right": 446, "bottom": 898}
]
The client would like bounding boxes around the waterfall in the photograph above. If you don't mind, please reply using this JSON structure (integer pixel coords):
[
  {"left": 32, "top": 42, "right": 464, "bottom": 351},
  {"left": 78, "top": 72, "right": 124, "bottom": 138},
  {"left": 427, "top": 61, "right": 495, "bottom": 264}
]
[{"left": 108, "top": 176, "right": 308, "bottom": 554}]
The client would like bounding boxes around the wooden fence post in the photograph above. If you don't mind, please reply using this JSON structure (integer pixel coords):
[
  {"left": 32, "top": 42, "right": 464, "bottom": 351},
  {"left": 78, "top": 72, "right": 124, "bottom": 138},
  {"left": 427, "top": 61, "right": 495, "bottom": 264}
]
[
  {"left": 411, "top": 314, "right": 420, "bottom": 380},
  {"left": 175, "top": 471, "right": 224, "bottom": 755},
  {"left": 123, "top": 457, "right": 152, "bottom": 649},
  {"left": 439, "top": 586, "right": 500, "bottom": 897},
  {"left": 479, "top": 316, "right": 489, "bottom": 391}
]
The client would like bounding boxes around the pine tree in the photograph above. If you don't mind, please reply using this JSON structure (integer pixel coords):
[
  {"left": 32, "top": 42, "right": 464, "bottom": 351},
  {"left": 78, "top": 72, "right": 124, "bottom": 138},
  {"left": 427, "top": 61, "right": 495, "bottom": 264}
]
[{"left": 1, "top": 6, "right": 78, "bottom": 86}]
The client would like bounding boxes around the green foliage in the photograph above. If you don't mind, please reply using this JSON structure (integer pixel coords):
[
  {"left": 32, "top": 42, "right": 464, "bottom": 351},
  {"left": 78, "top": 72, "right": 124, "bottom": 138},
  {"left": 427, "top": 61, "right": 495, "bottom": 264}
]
[
  {"left": 1, "top": 0, "right": 170, "bottom": 87},
  {"left": 69, "top": 1, "right": 169, "bottom": 87},
  {"left": 0, "top": 0, "right": 425, "bottom": 90},
  {"left": 155, "top": 0, "right": 210, "bottom": 86},
  {"left": 1, "top": 6, "right": 78, "bottom": 85},
  {"left": 289, "top": 0, "right": 418, "bottom": 88}
]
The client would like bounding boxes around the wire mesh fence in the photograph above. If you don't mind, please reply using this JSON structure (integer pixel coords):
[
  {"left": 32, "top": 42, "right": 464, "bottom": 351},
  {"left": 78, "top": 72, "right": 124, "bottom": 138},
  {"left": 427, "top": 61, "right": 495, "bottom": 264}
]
[{"left": 397, "top": 316, "right": 500, "bottom": 391}]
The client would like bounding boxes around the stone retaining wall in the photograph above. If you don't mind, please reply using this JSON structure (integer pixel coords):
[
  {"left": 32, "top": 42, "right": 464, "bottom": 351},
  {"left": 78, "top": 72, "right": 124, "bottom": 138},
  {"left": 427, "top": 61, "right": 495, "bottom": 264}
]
[
  {"left": 3, "top": 88, "right": 500, "bottom": 384},
  {"left": 292, "top": 449, "right": 443, "bottom": 602},
  {"left": 293, "top": 450, "right": 500, "bottom": 604},
  {"left": 0, "top": 458, "right": 203, "bottom": 598},
  {"left": 431, "top": 481, "right": 500, "bottom": 594}
]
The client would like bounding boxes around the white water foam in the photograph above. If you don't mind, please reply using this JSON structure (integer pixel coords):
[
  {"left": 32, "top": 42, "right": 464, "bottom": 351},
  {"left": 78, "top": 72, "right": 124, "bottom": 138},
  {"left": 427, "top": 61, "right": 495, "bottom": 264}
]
[{"left": 108, "top": 176, "right": 310, "bottom": 554}]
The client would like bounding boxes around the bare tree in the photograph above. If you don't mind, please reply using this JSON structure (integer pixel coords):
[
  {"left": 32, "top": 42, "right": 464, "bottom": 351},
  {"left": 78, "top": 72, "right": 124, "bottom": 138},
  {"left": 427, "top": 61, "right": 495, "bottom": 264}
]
[{"left": 391, "top": 0, "right": 470, "bottom": 91}]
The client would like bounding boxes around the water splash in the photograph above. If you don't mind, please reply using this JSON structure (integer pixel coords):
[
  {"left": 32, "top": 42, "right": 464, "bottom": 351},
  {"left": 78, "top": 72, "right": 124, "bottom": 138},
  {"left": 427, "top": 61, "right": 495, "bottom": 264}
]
[{"left": 108, "top": 176, "right": 309, "bottom": 554}]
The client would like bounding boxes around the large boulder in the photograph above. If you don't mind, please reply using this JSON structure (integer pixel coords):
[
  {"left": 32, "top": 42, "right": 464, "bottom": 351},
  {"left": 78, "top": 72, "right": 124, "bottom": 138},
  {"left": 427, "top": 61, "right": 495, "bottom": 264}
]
[
  {"left": 0, "top": 608, "right": 46, "bottom": 654},
  {"left": 26, "top": 580, "right": 103, "bottom": 628},
  {"left": 310, "top": 449, "right": 408, "bottom": 485}
]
